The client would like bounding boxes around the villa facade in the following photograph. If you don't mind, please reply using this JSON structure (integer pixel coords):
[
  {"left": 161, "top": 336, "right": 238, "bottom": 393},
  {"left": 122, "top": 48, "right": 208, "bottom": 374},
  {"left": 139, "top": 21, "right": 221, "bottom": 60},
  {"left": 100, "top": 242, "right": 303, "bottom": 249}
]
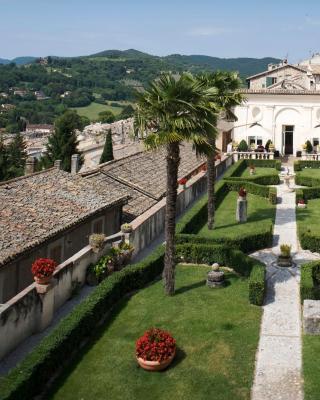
[{"left": 231, "top": 54, "right": 320, "bottom": 155}]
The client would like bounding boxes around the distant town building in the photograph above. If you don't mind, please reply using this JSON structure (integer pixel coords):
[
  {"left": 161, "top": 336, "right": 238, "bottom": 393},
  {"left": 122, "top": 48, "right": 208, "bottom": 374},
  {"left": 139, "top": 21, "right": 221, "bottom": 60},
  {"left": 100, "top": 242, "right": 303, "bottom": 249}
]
[
  {"left": 34, "top": 90, "right": 49, "bottom": 100},
  {"left": 13, "top": 89, "right": 28, "bottom": 97},
  {"left": 25, "top": 124, "right": 54, "bottom": 135}
]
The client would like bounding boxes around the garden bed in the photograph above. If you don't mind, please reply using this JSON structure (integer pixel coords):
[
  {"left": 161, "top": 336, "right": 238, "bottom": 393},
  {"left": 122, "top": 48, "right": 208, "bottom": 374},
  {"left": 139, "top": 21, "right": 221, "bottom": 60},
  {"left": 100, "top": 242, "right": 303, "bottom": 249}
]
[
  {"left": 297, "top": 200, "right": 320, "bottom": 252},
  {"left": 47, "top": 265, "right": 262, "bottom": 400}
]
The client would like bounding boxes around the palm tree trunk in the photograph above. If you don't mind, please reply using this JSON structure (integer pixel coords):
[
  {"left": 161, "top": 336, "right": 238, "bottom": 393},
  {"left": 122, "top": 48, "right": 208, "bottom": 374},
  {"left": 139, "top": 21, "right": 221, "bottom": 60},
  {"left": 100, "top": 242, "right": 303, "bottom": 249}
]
[
  {"left": 163, "top": 142, "right": 180, "bottom": 296},
  {"left": 207, "top": 139, "right": 216, "bottom": 230}
]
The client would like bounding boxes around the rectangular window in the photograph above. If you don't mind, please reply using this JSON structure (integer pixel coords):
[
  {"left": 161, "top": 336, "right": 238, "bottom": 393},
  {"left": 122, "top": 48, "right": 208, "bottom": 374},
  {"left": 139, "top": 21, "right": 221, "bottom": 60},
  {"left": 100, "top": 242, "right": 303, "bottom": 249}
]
[
  {"left": 248, "top": 136, "right": 256, "bottom": 145},
  {"left": 313, "top": 138, "right": 319, "bottom": 146},
  {"left": 266, "top": 77, "right": 277, "bottom": 87}
]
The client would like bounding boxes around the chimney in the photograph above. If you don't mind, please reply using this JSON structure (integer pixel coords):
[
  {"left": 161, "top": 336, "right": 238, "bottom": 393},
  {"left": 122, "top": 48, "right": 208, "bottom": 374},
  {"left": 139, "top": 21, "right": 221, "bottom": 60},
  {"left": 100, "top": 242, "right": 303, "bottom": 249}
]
[
  {"left": 25, "top": 157, "right": 35, "bottom": 175},
  {"left": 54, "top": 159, "right": 62, "bottom": 170},
  {"left": 71, "top": 154, "right": 80, "bottom": 174}
]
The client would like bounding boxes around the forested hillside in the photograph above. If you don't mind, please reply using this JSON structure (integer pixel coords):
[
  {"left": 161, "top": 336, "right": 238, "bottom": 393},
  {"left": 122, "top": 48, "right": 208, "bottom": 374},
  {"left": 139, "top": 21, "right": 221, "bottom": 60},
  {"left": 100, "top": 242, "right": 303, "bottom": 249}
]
[{"left": 0, "top": 49, "right": 279, "bottom": 132}]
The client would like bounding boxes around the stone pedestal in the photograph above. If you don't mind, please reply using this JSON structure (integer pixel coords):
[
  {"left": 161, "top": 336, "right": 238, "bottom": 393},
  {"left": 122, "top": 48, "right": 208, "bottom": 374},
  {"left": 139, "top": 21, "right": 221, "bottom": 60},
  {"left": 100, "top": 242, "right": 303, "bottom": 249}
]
[
  {"left": 236, "top": 198, "right": 247, "bottom": 223},
  {"left": 303, "top": 300, "right": 320, "bottom": 335},
  {"left": 207, "top": 270, "right": 225, "bottom": 288},
  {"left": 35, "top": 280, "right": 56, "bottom": 332}
]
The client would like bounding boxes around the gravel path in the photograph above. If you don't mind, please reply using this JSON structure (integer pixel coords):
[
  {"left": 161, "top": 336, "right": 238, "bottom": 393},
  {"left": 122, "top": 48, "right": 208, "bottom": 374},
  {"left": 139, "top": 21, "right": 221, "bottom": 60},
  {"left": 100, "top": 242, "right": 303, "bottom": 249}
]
[{"left": 251, "top": 166, "right": 320, "bottom": 400}]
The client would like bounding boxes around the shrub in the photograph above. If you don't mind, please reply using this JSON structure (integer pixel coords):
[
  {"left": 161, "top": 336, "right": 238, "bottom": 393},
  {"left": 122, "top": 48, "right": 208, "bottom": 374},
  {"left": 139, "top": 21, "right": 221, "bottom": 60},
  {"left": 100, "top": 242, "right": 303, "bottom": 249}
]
[
  {"left": 176, "top": 225, "right": 273, "bottom": 253},
  {"left": 269, "top": 187, "right": 277, "bottom": 204},
  {"left": 175, "top": 243, "right": 265, "bottom": 305},
  {"left": 299, "top": 230, "right": 320, "bottom": 253},
  {"left": 295, "top": 160, "right": 320, "bottom": 171},
  {"left": 306, "top": 140, "right": 313, "bottom": 154},
  {"left": 280, "top": 244, "right": 291, "bottom": 257},
  {"left": 301, "top": 261, "right": 320, "bottom": 303},
  {"left": 238, "top": 139, "right": 248, "bottom": 152},
  {"left": 0, "top": 246, "right": 165, "bottom": 400}
]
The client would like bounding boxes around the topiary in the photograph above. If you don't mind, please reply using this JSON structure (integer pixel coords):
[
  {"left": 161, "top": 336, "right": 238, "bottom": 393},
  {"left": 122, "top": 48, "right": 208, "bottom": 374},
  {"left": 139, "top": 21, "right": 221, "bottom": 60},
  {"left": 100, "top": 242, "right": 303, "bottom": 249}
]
[
  {"left": 306, "top": 140, "right": 313, "bottom": 153},
  {"left": 265, "top": 140, "right": 272, "bottom": 151},
  {"left": 238, "top": 139, "right": 248, "bottom": 152}
]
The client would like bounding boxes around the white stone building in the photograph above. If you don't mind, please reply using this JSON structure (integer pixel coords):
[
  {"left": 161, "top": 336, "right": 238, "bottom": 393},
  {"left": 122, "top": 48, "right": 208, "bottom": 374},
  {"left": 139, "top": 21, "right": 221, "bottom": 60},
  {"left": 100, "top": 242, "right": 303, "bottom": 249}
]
[{"left": 231, "top": 54, "right": 320, "bottom": 155}]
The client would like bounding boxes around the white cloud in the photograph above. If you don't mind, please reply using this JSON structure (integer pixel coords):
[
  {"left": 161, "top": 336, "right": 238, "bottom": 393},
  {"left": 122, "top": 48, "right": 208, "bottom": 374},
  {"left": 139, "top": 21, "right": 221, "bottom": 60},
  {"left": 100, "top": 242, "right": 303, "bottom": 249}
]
[{"left": 188, "top": 27, "right": 234, "bottom": 37}]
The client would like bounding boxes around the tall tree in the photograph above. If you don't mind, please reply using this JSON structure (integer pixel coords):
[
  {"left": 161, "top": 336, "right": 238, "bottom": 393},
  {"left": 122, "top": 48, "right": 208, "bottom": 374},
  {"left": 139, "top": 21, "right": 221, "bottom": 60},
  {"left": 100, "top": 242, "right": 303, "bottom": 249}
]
[
  {"left": 134, "top": 73, "right": 216, "bottom": 295},
  {"left": 44, "top": 110, "right": 83, "bottom": 172},
  {"left": 196, "top": 72, "right": 243, "bottom": 229},
  {"left": 7, "top": 132, "right": 27, "bottom": 179},
  {"left": 100, "top": 129, "right": 114, "bottom": 163}
]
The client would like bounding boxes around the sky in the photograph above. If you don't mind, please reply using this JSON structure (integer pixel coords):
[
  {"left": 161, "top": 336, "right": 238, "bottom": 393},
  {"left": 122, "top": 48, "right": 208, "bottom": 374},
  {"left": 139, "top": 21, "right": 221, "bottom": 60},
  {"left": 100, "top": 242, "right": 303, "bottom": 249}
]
[{"left": 1, "top": 0, "right": 320, "bottom": 61}]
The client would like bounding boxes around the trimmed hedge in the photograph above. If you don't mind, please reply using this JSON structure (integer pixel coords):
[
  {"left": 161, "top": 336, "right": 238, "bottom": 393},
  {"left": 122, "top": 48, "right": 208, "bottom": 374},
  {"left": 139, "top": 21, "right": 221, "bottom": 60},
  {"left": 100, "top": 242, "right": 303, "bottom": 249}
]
[
  {"left": 175, "top": 243, "right": 265, "bottom": 306},
  {"left": 300, "top": 261, "right": 320, "bottom": 303},
  {"left": 224, "top": 179, "right": 278, "bottom": 199},
  {"left": 176, "top": 224, "right": 273, "bottom": 253},
  {"left": 295, "top": 173, "right": 320, "bottom": 188},
  {"left": 299, "top": 230, "right": 320, "bottom": 253},
  {"left": 294, "top": 160, "right": 320, "bottom": 172},
  {"left": 0, "top": 246, "right": 165, "bottom": 400}
]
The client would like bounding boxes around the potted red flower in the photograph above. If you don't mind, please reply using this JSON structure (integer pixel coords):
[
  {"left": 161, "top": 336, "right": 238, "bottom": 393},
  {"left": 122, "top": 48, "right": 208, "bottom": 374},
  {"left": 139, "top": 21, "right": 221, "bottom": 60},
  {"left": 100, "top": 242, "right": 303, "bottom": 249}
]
[
  {"left": 136, "top": 328, "right": 176, "bottom": 371},
  {"left": 297, "top": 198, "right": 306, "bottom": 209},
  {"left": 31, "top": 258, "right": 57, "bottom": 285},
  {"left": 178, "top": 178, "right": 187, "bottom": 189},
  {"left": 238, "top": 187, "right": 247, "bottom": 200}
]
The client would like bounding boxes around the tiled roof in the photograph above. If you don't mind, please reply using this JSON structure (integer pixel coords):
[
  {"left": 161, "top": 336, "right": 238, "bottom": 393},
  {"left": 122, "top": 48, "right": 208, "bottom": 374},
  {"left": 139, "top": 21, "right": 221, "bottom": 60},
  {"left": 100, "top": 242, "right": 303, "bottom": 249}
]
[
  {"left": 0, "top": 169, "right": 128, "bottom": 267},
  {"left": 246, "top": 64, "right": 307, "bottom": 81},
  {"left": 239, "top": 89, "right": 320, "bottom": 95},
  {"left": 100, "top": 142, "right": 205, "bottom": 200},
  {"left": 85, "top": 173, "right": 157, "bottom": 221}
]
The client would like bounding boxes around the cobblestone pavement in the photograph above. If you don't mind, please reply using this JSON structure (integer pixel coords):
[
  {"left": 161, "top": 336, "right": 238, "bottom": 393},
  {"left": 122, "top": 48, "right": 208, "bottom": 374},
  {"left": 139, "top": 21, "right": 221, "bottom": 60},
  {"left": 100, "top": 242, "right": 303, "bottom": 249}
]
[{"left": 251, "top": 167, "right": 320, "bottom": 400}]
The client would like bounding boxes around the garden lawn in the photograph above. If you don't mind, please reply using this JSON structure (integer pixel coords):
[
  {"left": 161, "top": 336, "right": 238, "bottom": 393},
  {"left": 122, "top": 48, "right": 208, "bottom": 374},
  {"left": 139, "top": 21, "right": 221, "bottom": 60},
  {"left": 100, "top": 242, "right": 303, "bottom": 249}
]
[
  {"left": 296, "top": 169, "right": 320, "bottom": 180},
  {"left": 48, "top": 265, "right": 261, "bottom": 400},
  {"left": 296, "top": 198, "right": 320, "bottom": 238},
  {"left": 72, "top": 102, "right": 123, "bottom": 120},
  {"left": 303, "top": 335, "right": 320, "bottom": 400},
  {"left": 239, "top": 167, "right": 279, "bottom": 178},
  {"left": 198, "top": 191, "right": 275, "bottom": 239}
]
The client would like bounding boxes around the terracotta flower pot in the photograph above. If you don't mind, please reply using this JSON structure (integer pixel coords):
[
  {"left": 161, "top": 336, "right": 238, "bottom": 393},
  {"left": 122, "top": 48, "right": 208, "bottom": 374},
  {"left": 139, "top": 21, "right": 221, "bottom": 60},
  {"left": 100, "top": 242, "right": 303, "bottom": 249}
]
[
  {"left": 34, "top": 275, "right": 52, "bottom": 285},
  {"left": 137, "top": 350, "right": 176, "bottom": 371}
]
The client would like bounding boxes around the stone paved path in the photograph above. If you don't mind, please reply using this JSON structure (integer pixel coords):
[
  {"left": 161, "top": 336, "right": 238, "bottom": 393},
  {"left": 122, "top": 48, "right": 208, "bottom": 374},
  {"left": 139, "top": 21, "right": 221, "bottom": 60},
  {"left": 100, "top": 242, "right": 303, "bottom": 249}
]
[{"left": 251, "top": 166, "right": 320, "bottom": 400}]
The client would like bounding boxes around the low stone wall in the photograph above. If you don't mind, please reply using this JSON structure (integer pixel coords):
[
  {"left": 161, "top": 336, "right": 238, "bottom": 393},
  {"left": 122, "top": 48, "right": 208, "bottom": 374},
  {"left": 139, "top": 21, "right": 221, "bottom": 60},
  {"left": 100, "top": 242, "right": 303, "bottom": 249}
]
[
  {"left": 0, "top": 155, "right": 232, "bottom": 362},
  {"left": 130, "top": 156, "right": 232, "bottom": 255},
  {"left": 0, "top": 233, "right": 122, "bottom": 361}
]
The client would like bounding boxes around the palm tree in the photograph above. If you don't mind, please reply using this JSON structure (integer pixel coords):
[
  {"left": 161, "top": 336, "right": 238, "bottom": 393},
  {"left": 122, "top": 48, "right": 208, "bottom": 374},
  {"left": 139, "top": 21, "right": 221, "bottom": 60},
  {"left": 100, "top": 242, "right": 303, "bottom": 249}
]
[
  {"left": 134, "top": 73, "right": 216, "bottom": 295},
  {"left": 196, "top": 72, "right": 244, "bottom": 230}
]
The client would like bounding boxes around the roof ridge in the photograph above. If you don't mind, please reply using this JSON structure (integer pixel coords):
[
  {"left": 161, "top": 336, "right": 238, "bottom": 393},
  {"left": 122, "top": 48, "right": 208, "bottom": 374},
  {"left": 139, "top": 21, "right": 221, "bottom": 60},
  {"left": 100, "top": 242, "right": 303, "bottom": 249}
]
[{"left": 0, "top": 167, "right": 58, "bottom": 187}]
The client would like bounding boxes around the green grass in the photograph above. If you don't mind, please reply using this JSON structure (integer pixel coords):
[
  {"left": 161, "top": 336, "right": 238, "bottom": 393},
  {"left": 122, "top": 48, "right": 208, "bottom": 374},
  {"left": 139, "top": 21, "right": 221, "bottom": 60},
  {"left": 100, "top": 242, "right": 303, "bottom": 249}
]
[
  {"left": 48, "top": 265, "right": 261, "bottom": 400},
  {"left": 296, "top": 169, "right": 320, "bottom": 179},
  {"left": 72, "top": 102, "right": 123, "bottom": 120},
  {"left": 239, "top": 167, "right": 279, "bottom": 178},
  {"left": 297, "top": 198, "right": 320, "bottom": 236},
  {"left": 303, "top": 335, "right": 320, "bottom": 400},
  {"left": 198, "top": 191, "right": 275, "bottom": 239}
]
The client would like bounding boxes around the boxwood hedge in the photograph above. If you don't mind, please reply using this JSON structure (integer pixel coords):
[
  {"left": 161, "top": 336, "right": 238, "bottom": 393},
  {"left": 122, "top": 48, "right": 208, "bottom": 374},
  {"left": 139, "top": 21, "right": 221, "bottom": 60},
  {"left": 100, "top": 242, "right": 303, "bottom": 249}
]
[
  {"left": 294, "top": 160, "right": 320, "bottom": 172},
  {"left": 176, "top": 243, "right": 265, "bottom": 306},
  {"left": 300, "top": 261, "right": 320, "bottom": 303}
]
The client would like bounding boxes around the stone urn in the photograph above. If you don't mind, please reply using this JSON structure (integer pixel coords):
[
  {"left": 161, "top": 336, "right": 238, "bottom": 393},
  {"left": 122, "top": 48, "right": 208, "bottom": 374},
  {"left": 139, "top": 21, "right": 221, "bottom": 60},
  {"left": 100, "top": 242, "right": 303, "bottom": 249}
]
[
  {"left": 207, "top": 269, "right": 225, "bottom": 288},
  {"left": 277, "top": 255, "right": 292, "bottom": 267},
  {"left": 121, "top": 223, "right": 133, "bottom": 234},
  {"left": 137, "top": 351, "right": 176, "bottom": 372}
]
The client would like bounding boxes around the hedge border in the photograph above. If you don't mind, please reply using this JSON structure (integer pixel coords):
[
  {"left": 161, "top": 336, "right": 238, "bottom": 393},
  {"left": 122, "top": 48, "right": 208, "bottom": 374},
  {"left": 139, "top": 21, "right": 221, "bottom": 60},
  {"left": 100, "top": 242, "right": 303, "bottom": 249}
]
[
  {"left": 294, "top": 160, "right": 320, "bottom": 172},
  {"left": 176, "top": 243, "right": 265, "bottom": 306},
  {"left": 223, "top": 158, "right": 281, "bottom": 180},
  {"left": 300, "top": 261, "right": 320, "bottom": 303}
]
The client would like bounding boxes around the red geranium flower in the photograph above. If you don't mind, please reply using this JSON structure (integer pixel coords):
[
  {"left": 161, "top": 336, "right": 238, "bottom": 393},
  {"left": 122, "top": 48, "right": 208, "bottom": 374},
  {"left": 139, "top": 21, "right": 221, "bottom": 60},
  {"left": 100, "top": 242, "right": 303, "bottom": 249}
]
[
  {"left": 178, "top": 178, "right": 187, "bottom": 185},
  {"left": 31, "top": 258, "right": 57, "bottom": 278},
  {"left": 136, "top": 328, "right": 176, "bottom": 362},
  {"left": 298, "top": 199, "right": 305, "bottom": 204}
]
